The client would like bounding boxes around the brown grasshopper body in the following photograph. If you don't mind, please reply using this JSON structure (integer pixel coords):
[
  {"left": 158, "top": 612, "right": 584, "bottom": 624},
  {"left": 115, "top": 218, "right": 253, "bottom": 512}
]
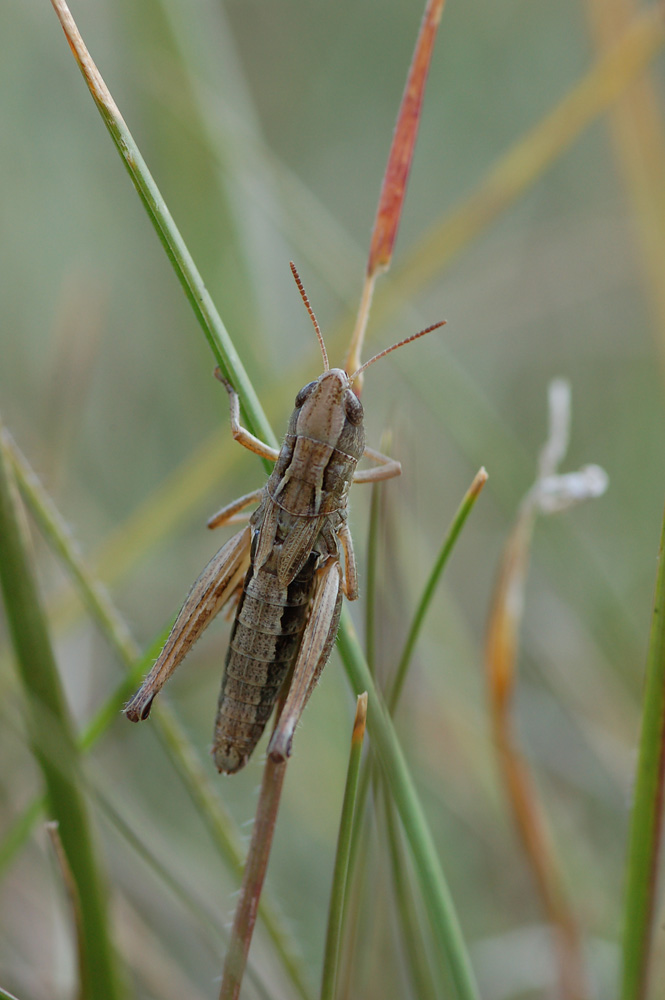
[
  {"left": 125, "top": 266, "right": 440, "bottom": 773},
  {"left": 125, "top": 366, "right": 370, "bottom": 773},
  {"left": 212, "top": 368, "right": 365, "bottom": 772}
]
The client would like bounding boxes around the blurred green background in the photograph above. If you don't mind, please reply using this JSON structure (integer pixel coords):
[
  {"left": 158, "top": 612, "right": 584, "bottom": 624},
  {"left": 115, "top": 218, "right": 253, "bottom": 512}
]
[{"left": 1, "top": 0, "right": 664, "bottom": 998}]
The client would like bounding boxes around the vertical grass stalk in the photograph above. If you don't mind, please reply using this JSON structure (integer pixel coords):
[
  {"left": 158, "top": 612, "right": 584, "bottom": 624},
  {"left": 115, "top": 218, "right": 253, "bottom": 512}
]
[
  {"left": 382, "top": 789, "right": 439, "bottom": 1000},
  {"left": 620, "top": 497, "right": 665, "bottom": 1000},
  {"left": 390, "top": 467, "right": 487, "bottom": 712},
  {"left": 0, "top": 423, "right": 122, "bottom": 1000},
  {"left": 219, "top": 758, "right": 288, "bottom": 1000},
  {"left": 321, "top": 693, "right": 368, "bottom": 1000},
  {"left": 337, "top": 613, "right": 480, "bottom": 1000}
]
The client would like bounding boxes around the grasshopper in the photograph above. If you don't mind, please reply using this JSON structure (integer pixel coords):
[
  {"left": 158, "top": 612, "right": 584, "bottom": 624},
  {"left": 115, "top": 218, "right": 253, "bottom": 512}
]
[{"left": 125, "top": 264, "right": 442, "bottom": 773}]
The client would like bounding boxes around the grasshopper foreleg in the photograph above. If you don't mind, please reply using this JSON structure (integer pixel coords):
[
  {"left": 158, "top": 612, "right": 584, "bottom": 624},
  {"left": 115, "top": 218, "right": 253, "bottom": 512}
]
[
  {"left": 268, "top": 558, "right": 343, "bottom": 763},
  {"left": 353, "top": 445, "right": 401, "bottom": 483},
  {"left": 207, "top": 487, "right": 264, "bottom": 530},
  {"left": 214, "top": 368, "right": 280, "bottom": 462},
  {"left": 125, "top": 525, "right": 252, "bottom": 722}
]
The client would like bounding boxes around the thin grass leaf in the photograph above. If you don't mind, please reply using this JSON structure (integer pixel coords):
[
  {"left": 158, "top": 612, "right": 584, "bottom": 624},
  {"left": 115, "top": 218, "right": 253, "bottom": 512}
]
[
  {"left": 0, "top": 423, "right": 122, "bottom": 1000},
  {"left": 0, "top": 988, "right": 21, "bottom": 1000},
  {"left": 46, "top": 822, "right": 87, "bottom": 995},
  {"left": 3, "top": 429, "right": 136, "bottom": 662},
  {"left": 335, "top": 780, "right": 375, "bottom": 1000},
  {"left": 49, "top": 0, "right": 276, "bottom": 452},
  {"left": 154, "top": 704, "right": 314, "bottom": 1000},
  {"left": 95, "top": 789, "right": 226, "bottom": 957},
  {"left": 486, "top": 507, "right": 588, "bottom": 1000},
  {"left": 0, "top": 798, "right": 43, "bottom": 877},
  {"left": 389, "top": 467, "right": 487, "bottom": 713},
  {"left": 620, "top": 497, "right": 665, "bottom": 1000},
  {"left": 364, "top": 482, "right": 382, "bottom": 675},
  {"left": 337, "top": 612, "right": 479, "bottom": 1000},
  {"left": 79, "top": 630, "right": 171, "bottom": 753},
  {"left": 382, "top": 789, "right": 439, "bottom": 1000},
  {"left": 321, "top": 693, "right": 368, "bottom": 1000}
]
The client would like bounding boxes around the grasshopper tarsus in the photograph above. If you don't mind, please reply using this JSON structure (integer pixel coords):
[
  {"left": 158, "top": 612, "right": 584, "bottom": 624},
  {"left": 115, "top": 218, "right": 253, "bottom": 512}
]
[
  {"left": 216, "top": 369, "right": 280, "bottom": 463},
  {"left": 212, "top": 366, "right": 231, "bottom": 389},
  {"left": 125, "top": 693, "right": 154, "bottom": 723}
]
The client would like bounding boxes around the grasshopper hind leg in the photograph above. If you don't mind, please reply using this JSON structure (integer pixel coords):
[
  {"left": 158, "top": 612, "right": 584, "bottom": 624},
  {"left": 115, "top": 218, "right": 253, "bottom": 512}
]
[{"left": 268, "top": 558, "right": 343, "bottom": 763}]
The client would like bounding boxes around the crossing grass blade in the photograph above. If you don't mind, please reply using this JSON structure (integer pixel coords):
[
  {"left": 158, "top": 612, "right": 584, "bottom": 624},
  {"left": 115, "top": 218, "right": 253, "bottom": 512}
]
[{"left": 49, "top": 0, "right": 276, "bottom": 455}]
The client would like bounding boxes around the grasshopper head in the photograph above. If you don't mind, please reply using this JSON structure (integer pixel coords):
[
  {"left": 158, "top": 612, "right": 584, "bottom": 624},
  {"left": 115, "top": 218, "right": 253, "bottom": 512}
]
[{"left": 293, "top": 368, "right": 363, "bottom": 447}]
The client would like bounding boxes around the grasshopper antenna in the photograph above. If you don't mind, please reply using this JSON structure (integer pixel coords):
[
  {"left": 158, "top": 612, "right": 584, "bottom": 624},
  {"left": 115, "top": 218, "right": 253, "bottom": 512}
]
[
  {"left": 290, "top": 261, "right": 329, "bottom": 371},
  {"left": 349, "top": 320, "right": 445, "bottom": 383}
]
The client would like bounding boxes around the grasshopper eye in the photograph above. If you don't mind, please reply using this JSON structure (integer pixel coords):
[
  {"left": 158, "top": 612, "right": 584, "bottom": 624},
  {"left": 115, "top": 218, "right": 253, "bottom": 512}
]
[
  {"left": 344, "top": 390, "right": 364, "bottom": 425},
  {"left": 295, "top": 381, "right": 317, "bottom": 408}
]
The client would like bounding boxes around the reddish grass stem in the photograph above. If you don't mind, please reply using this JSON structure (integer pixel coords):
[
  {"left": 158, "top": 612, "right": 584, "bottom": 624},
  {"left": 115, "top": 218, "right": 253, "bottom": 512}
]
[
  {"left": 218, "top": 757, "right": 288, "bottom": 1000},
  {"left": 345, "top": 0, "right": 446, "bottom": 385}
]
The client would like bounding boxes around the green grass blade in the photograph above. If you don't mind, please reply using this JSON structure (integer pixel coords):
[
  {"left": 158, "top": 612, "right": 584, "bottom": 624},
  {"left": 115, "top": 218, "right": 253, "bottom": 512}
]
[
  {"left": 382, "top": 790, "right": 439, "bottom": 1000},
  {"left": 0, "top": 988, "right": 21, "bottom": 1000},
  {"left": 0, "top": 797, "right": 45, "bottom": 878},
  {"left": 364, "top": 483, "right": 382, "bottom": 675},
  {"left": 337, "top": 611, "right": 479, "bottom": 1000},
  {"left": 0, "top": 426, "right": 123, "bottom": 1000},
  {"left": 3, "top": 429, "right": 137, "bottom": 664},
  {"left": 389, "top": 467, "right": 487, "bottom": 712},
  {"left": 321, "top": 694, "right": 368, "bottom": 1000},
  {"left": 620, "top": 498, "right": 665, "bottom": 1000},
  {"left": 49, "top": 0, "right": 276, "bottom": 451}
]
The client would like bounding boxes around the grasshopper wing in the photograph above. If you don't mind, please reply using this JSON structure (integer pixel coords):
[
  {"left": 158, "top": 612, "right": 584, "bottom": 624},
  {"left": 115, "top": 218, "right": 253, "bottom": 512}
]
[{"left": 125, "top": 526, "right": 251, "bottom": 722}]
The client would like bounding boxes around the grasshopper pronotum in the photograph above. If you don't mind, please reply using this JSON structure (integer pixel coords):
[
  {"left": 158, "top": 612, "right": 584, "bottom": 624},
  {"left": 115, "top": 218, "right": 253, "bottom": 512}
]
[{"left": 125, "top": 264, "right": 442, "bottom": 773}]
